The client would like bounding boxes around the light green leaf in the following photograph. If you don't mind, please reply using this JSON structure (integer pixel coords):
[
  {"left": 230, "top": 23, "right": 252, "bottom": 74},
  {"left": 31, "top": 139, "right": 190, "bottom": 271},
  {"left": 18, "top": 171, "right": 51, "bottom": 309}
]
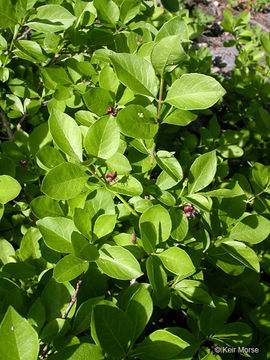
[
  {"left": 162, "top": 109, "right": 197, "bottom": 126},
  {"left": 120, "top": 283, "right": 153, "bottom": 343},
  {"left": 54, "top": 254, "right": 88, "bottom": 283},
  {"left": 110, "top": 53, "right": 158, "bottom": 97},
  {"left": 84, "top": 116, "right": 120, "bottom": 159},
  {"left": 19, "top": 227, "right": 41, "bottom": 261},
  {"left": 170, "top": 208, "right": 189, "bottom": 242},
  {"left": 155, "top": 16, "right": 189, "bottom": 42},
  {"left": 0, "top": 0, "right": 23, "bottom": 28},
  {"left": 229, "top": 214, "right": 270, "bottom": 244},
  {"left": 155, "top": 151, "right": 183, "bottom": 182},
  {"left": 30, "top": 195, "right": 65, "bottom": 218},
  {"left": 117, "top": 105, "right": 158, "bottom": 139},
  {"left": 93, "top": 0, "right": 120, "bottom": 26},
  {"left": 37, "top": 217, "right": 76, "bottom": 253},
  {"left": 220, "top": 240, "right": 260, "bottom": 272},
  {"left": 13, "top": 40, "right": 48, "bottom": 63},
  {"left": 188, "top": 151, "right": 217, "bottom": 194},
  {"left": 83, "top": 88, "right": 114, "bottom": 116},
  {"left": 165, "top": 74, "right": 226, "bottom": 110},
  {"left": 27, "top": 5, "right": 76, "bottom": 33},
  {"left": 151, "top": 35, "right": 187, "bottom": 75},
  {"left": 139, "top": 205, "right": 172, "bottom": 247},
  {"left": 158, "top": 247, "right": 195, "bottom": 277},
  {"left": 41, "top": 162, "right": 88, "bottom": 200},
  {"left": 49, "top": 110, "right": 82, "bottom": 161},
  {"left": 132, "top": 329, "right": 189, "bottom": 360},
  {"left": 108, "top": 174, "right": 143, "bottom": 196},
  {"left": 73, "top": 208, "right": 92, "bottom": 240},
  {"left": 0, "top": 306, "right": 39, "bottom": 360},
  {"left": 96, "top": 245, "right": 143, "bottom": 280},
  {"left": 50, "top": 343, "right": 104, "bottom": 360},
  {"left": 175, "top": 280, "right": 214, "bottom": 306},
  {"left": 106, "top": 152, "right": 132, "bottom": 175},
  {"left": 0, "top": 175, "right": 21, "bottom": 204},
  {"left": 120, "top": 0, "right": 141, "bottom": 24},
  {"left": 93, "top": 214, "right": 116, "bottom": 239},
  {"left": 36, "top": 145, "right": 66, "bottom": 171},
  {"left": 91, "top": 303, "right": 132, "bottom": 357},
  {"left": 71, "top": 232, "right": 99, "bottom": 262}
]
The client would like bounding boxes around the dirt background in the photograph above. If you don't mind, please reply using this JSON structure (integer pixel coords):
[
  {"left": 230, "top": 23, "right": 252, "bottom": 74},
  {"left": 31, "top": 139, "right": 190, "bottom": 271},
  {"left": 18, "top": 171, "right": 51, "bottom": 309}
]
[{"left": 185, "top": 0, "right": 270, "bottom": 72}]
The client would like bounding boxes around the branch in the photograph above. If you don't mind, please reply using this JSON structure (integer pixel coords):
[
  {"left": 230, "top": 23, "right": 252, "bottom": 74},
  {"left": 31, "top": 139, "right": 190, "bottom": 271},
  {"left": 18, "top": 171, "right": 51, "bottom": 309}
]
[
  {"left": 62, "top": 275, "right": 83, "bottom": 319},
  {"left": 14, "top": 112, "right": 28, "bottom": 134},
  {"left": 16, "top": 27, "right": 32, "bottom": 40},
  {"left": 0, "top": 107, "right": 13, "bottom": 141}
]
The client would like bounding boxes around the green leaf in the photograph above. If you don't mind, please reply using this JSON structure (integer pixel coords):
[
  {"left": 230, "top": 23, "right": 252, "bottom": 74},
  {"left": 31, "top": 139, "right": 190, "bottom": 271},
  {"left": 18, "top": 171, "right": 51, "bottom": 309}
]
[
  {"left": 91, "top": 303, "right": 132, "bottom": 357},
  {"left": 109, "top": 174, "right": 143, "bottom": 196},
  {"left": 110, "top": 53, "right": 158, "bottom": 97},
  {"left": 117, "top": 105, "right": 158, "bottom": 139},
  {"left": 96, "top": 245, "right": 143, "bottom": 280},
  {"left": 132, "top": 329, "right": 189, "bottom": 359},
  {"left": 188, "top": 151, "right": 217, "bottom": 194},
  {"left": 73, "top": 208, "right": 92, "bottom": 240},
  {"left": 120, "top": 283, "right": 153, "bottom": 343},
  {"left": 155, "top": 151, "right": 183, "bottom": 182},
  {"left": 0, "top": 306, "right": 39, "bottom": 360},
  {"left": 220, "top": 240, "right": 260, "bottom": 272},
  {"left": 19, "top": 227, "right": 41, "bottom": 261},
  {"left": 83, "top": 88, "right": 114, "bottom": 116},
  {"left": 30, "top": 195, "right": 65, "bottom": 218},
  {"left": 41, "top": 66, "right": 72, "bottom": 90},
  {"left": 165, "top": 74, "right": 226, "bottom": 110},
  {"left": 139, "top": 205, "right": 172, "bottom": 246},
  {"left": 84, "top": 116, "right": 120, "bottom": 159},
  {"left": 175, "top": 280, "right": 214, "bottom": 306},
  {"left": 0, "top": 175, "right": 21, "bottom": 204},
  {"left": 200, "top": 297, "right": 230, "bottom": 336},
  {"left": 162, "top": 109, "right": 197, "bottom": 126},
  {"left": 50, "top": 343, "right": 104, "bottom": 360},
  {"left": 0, "top": 0, "right": 23, "bottom": 28},
  {"left": 37, "top": 216, "right": 76, "bottom": 253},
  {"left": 155, "top": 16, "right": 189, "bottom": 42},
  {"left": 49, "top": 111, "right": 83, "bottom": 161},
  {"left": 93, "top": 214, "right": 116, "bottom": 239},
  {"left": 41, "top": 278, "right": 75, "bottom": 321},
  {"left": 0, "top": 239, "right": 15, "bottom": 264},
  {"left": 229, "top": 214, "right": 270, "bottom": 244},
  {"left": 158, "top": 247, "right": 195, "bottom": 277},
  {"left": 13, "top": 40, "right": 48, "bottom": 63},
  {"left": 146, "top": 256, "right": 170, "bottom": 309},
  {"left": 36, "top": 145, "right": 66, "bottom": 171},
  {"left": 93, "top": 0, "right": 120, "bottom": 26},
  {"left": 120, "top": 0, "right": 141, "bottom": 24},
  {"left": 213, "top": 322, "right": 252, "bottom": 347},
  {"left": 105, "top": 152, "right": 132, "bottom": 175},
  {"left": 54, "top": 254, "right": 88, "bottom": 283},
  {"left": 71, "top": 232, "right": 99, "bottom": 262},
  {"left": 151, "top": 35, "right": 187, "bottom": 75},
  {"left": 41, "top": 162, "right": 88, "bottom": 200},
  {"left": 170, "top": 208, "right": 189, "bottom": 242},
  {"left": 27, "top": 5, "right": 76, "bottom": 33}
]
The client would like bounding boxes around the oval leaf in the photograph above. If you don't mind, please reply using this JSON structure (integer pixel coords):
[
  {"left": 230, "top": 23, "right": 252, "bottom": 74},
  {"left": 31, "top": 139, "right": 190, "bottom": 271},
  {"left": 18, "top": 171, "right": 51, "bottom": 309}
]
[
  {"left": 54, "top": 254, "right": 88, "bottom": 283},
  {"left": 0, "top": 175, "right": 21, "bottom": 204},
  {"left": 165, "top": 73, "right": 226, "bottom": 110},
  {"left": 158, "top": 247, "right": 195, "bottom": 277}
]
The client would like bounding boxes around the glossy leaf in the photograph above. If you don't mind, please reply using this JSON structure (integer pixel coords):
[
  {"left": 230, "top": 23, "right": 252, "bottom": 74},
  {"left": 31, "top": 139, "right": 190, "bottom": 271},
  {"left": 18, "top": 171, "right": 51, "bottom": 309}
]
[
  {"left": 0, "top": 306, "right": 39, "bottom": 360},
  {"left": 110, "top": 53, "right": 158, "bottom": 97},
  {"left": 0, "top": 175, "right": 21, "bottom": 204},
  {"left": 165, "top": 74, "right": 226, "bottom": 110},
  {"left": 117, "top": 105, "right": 158, "bottom": 139},
  {"left": 158, "top": 247, "right": 195, "bottom": 277},
  {"left": 41, "top": 162, "right": 88, "bottom": 200},
  {"left": 93, "top": 0, "right": 120, "bottom": 26},
  {"left": 96, "top": 245, "right": 143, "bottom": 280},
  {"left": 54, "top": 254, "right": 88, "bottom": 283},
  {"left": 84, "top": 116, "right": 120, "bottom": 159}
]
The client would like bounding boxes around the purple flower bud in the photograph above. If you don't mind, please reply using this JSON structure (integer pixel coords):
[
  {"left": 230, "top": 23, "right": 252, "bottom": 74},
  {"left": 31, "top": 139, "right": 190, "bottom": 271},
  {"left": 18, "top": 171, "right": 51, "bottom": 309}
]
[
  {"left": 131, "top": 233, "right": 136, "bottom": 244},
  {"left": 106, "top": 171, "right": 117, "bottom": 183},
  {"left": 184, "top": 204, "right": 198, "bottom": 218},
  {"left": 107, "top": 106, "right": 117, "bottom": 116},
  {"left": 136, "top": 37, "right": 142, "bottom": 43}
]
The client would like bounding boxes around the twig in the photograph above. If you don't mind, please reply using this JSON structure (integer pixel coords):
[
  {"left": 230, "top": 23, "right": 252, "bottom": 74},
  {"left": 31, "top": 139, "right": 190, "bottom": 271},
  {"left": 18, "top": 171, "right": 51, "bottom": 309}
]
[
  {"left": 16, "top": 27, "right": 32, "bottom": 40},
  {"left": 0, "top": 107, "right": 14, "bottom": 141},
  {"left": 88, "top": 167, "right": 140, "bottom": 218},
  {"left": 14, "top": 112, "right": 27, "bottom": 133},
  {"left": 62, "top": 275, "right": 83, "bottom": 319}
]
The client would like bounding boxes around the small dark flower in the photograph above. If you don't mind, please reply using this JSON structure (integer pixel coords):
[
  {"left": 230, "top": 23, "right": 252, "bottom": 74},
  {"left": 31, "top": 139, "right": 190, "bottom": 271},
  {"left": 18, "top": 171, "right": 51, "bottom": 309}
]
[
  {"left": 106, "top": 171, "right": 117, "bottom": 183},
  {"left": 131, "top": 233, "right": 136, "bottom": 244},
  {"left": 184, "top": 204, "right": 198, "bottom": 218},
  {"left": 136, "top": 36, "right": 142, "bottom": 43},
  {"left": 107, "top": 106, "right": 117, "bottom": 116},
  {"left": 20, "top": 160, "right": 28, "bottom": 168}
]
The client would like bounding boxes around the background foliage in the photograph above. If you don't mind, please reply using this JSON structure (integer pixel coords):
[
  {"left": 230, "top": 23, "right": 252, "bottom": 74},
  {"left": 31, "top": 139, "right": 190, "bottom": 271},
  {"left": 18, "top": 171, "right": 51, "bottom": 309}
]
[{"left": 0, "top": 0, "right": 270, "bottom": 359}]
